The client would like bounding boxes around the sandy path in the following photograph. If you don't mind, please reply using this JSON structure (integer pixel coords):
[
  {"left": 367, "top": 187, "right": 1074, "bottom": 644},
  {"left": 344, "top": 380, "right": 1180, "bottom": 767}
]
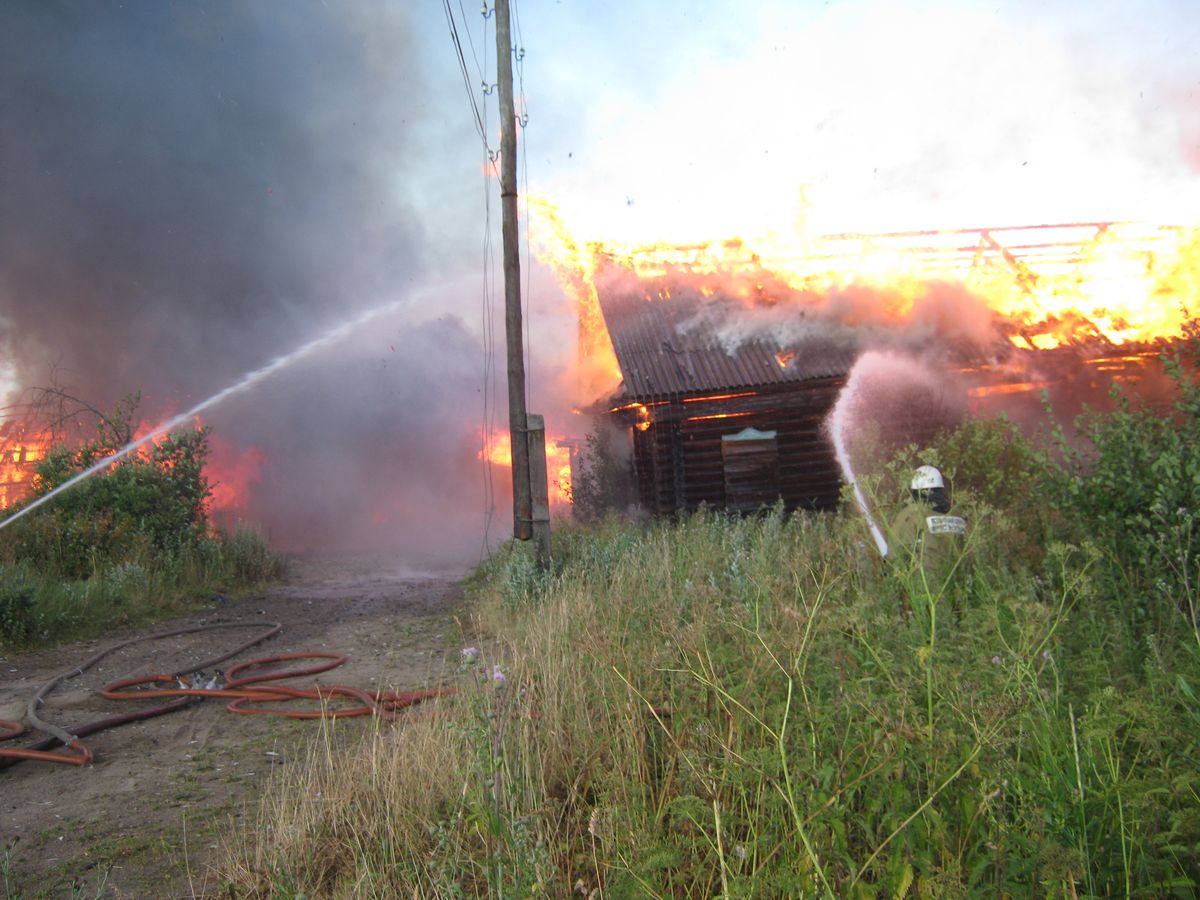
[{"left": 0, "top": 556, "right": 467, "bottom": 899}]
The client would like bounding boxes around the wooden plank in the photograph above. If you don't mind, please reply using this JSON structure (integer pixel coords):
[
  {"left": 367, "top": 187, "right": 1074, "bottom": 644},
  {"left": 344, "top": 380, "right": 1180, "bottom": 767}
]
[{"left": 526, "top": 414, "right": 551, "bottom": 568}]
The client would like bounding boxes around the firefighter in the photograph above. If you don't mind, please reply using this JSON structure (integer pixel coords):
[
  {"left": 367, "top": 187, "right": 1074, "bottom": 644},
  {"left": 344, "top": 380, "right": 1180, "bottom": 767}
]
[{"left": 886, "top": 464, "right": 968, "bottom": 591}]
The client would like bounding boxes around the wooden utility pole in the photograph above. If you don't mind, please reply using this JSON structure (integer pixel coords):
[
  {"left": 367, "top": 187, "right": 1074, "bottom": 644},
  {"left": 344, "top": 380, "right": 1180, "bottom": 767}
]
[
  {"left": 495, "top": 0, "right": 550, "bottom": 566},
  {"left": 495, "top": 0, "right": 532, "bottom": 542}
]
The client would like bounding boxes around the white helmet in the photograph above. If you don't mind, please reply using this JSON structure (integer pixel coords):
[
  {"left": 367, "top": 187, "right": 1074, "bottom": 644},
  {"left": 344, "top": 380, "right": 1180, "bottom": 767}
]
[{"left": 911, "top": 465, "right": 944, "bottom": 491}]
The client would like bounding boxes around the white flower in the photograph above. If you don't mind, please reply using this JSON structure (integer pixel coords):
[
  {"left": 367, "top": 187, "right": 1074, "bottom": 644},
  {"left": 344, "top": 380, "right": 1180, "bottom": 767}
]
[{"left": 461, "top": 646, "right": 481, "bottom": 663}]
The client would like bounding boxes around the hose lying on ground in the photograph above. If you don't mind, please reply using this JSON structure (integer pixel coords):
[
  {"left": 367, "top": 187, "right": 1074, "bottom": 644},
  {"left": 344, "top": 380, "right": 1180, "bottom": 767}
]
[{"left": 0, "top": 621, "right": 450, "bottom": 770}]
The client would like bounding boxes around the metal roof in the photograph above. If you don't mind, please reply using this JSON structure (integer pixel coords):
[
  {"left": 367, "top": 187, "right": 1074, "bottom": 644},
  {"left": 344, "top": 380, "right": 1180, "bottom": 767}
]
[{"left": 598, "top": 288, "right": 855, "bottom": 401}]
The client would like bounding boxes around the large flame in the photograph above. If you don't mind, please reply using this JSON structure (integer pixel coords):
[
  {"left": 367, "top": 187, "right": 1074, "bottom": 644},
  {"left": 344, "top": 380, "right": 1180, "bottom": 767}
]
[
  {"left": 205, "top": 431, "right": 266, "bottom": 525},
  {"left": 531, "top": 202, "right": 1200, "bottom": 361},
  {"left": 528, "top": 197, "right": 622, "bottom": 397},
  {"left": 131, "top": 414, "right": 265, "bottom": 524}
]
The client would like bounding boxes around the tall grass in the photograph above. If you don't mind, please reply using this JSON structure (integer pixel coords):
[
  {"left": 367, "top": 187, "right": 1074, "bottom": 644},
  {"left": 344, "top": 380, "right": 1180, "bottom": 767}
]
[
  {"left": 218, "top": 493, "right": 1200, "bottom": 896},
  {"left": 0, "top": 527, "right": 284, "bottom": 648}
]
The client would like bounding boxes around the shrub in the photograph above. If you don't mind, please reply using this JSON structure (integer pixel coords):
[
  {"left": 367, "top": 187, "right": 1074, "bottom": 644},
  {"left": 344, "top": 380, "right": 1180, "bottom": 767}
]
[
  {"left": 0, "top": 396, "right": 284, "bottom": 647},
  {"left": 1, "top": 396, "right": 212, "bottom": 578},
  {"left": 219, "top": 527, "right": 286, "bottom": 585},
  {"left": 570, "top": 418, "right": 635, "bottom": 522},
  {"left": 1046, "top": 321, "right": 1200, "bottom": 650}
]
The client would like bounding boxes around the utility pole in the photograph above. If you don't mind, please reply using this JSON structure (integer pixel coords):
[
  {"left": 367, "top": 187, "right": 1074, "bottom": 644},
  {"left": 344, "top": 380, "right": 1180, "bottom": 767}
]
[
  {"left": 495, "top": 0, "right": 550, "bottom": 566},
  {"left": 495, "top": 0, "right": 532, "bottom": 543}
]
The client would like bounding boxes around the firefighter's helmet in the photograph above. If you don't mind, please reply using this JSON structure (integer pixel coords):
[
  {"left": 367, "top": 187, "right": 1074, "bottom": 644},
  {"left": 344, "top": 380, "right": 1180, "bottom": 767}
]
[{"left": 911, "top": 465, "right": 944, "bottom": 491}]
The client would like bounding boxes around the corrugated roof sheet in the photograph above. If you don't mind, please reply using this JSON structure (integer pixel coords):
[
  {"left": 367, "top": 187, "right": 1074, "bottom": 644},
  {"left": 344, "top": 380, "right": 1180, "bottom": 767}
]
[{"left": 599, "top": 288, "right": 856, "bottom": 401}]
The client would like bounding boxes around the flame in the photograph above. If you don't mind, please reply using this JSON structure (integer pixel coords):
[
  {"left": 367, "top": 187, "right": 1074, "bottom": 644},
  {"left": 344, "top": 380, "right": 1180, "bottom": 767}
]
[
  {"left": 527, "top": 197, "right": 622, "bottom": 398},
  {"left": 479, "top": 428, "right": 576, "bottom": 506},
  {"left": 0, "top": 409, "right": 264, "bottom": 524},
  {"left": 609, "top": 401, "right": 653, "bottom": 431},
  {"left": 0, "top": 421, "right": 51, "bottom": 510},
  {"left": 130, "top": 413, "right": 265, "bottom": 522},
  {"left": 532, "top": 197, "right": 1199, "bottom": 359},
  {"left": 480, "top": 430, "right": 513, "bottom": 468},
  {"left": 684, "top": 392, "right": 759, "bottom": 404},
  {"left": 967, "top": 381, "right": 1052, "bottom": 399},
  {"left": 683, "top": 412, "right": 752, "bottom": 423},
  {"left": 205, "top": 432, "right": 266, "bottom": 522}
]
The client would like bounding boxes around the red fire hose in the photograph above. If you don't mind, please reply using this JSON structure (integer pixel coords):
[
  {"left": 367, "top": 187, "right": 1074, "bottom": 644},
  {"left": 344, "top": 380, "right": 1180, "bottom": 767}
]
[
  {"left": 0, "top": 623, "right": 452, "bottom": 770},
  {"left": 100, "top": 652, "right": 450, "bottom": 720}
]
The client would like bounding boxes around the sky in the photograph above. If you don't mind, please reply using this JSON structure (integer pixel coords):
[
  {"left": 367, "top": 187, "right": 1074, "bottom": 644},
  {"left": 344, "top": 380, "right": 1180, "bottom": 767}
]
[
  {"left": 508, "top": 0, "right": 1200, "bottom": 241},
  {"left": 0, "top": 0, "right": 1197, "bottom": 561}
]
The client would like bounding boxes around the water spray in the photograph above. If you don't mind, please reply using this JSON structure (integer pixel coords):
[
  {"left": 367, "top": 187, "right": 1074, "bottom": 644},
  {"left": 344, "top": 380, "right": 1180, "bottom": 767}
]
[
  {"left": 0, "top": 299, "right": 405, "bottom": 533},
  {"left": 828, "top": 352, "right": 890, "bottom": 558}
]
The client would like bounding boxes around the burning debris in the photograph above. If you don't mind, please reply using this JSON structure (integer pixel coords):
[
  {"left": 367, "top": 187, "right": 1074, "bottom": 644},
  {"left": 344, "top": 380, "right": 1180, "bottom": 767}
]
[{"left": 0, "top": 418, "right": 51, "bottom": 510}]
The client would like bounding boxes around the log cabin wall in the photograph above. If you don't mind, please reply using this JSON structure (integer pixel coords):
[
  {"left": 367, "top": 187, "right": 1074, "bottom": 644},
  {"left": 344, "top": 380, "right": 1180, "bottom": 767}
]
[
  {"left": 623, "top": 377, "right": 844, "bottom": 516},
  {"left": 598, "top": 283, "right": 852, "bottom": 517}
]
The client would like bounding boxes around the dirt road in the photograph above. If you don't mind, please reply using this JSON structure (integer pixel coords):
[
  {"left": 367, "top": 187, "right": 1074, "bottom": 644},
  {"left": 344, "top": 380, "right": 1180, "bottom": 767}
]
[{"left": 0, "top": 557, "right": 467, "bottom": 898}]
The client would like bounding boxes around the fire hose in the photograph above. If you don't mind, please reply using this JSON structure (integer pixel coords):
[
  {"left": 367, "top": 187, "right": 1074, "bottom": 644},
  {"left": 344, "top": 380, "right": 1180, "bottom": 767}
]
[{"left": 0, "top": 621, "right": 451, "bottom": 769}]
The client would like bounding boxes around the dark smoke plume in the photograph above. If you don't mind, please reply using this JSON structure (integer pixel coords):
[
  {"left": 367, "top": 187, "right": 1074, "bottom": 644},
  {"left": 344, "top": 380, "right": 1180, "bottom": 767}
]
[{"left": 0, "top": 2, "right": 494, "bottom": 563}]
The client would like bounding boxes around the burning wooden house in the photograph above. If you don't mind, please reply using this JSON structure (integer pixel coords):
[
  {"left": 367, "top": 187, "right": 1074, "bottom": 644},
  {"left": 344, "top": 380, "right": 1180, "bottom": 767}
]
[
  {"left": 597, "top": 285, "right": 855, "bottom": 516},
  {"left": 562, "top": 221, "right": 1195, "bottom": 518}
]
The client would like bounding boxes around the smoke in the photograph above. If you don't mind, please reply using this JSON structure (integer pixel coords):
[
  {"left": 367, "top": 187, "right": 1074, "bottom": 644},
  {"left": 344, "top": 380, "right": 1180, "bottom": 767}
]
[
  {"left": 205, "top": 313, "right": 492, "bottom": 563},
  {"left": 678, "top": 278, "right": 1005, "bottom": 364},
  {"left": 0, "top": 2, "right": 498, "bottom": 563}
]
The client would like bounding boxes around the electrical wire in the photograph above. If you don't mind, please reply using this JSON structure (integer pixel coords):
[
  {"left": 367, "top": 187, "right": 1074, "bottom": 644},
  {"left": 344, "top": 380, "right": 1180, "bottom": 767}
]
[
  {"left": 443, "top": 0, "right": 488, "bottom": 147},
  {"left": 444, "top": 0, "right": 501, "bottom": 559},
  {"left": 481, "top": 5, "right": 500, "bottom": 559},
  {"left": 452, "top": 0, "right": 537, "bottom": 556}
]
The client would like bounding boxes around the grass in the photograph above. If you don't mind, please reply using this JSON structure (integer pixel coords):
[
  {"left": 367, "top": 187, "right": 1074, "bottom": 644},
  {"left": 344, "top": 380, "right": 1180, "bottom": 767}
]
[
  {"left": 0, "top": 526, "right": 285, "bottom": 649},
  {"left": 215, "top": 489, "right": 1200, "bottom": 897}
]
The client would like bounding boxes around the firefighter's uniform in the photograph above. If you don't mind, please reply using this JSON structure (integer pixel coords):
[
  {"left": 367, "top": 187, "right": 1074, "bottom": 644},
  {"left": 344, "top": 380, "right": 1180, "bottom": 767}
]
[{"left": 885, "top": 465, "right": 968, "bottom": 585}]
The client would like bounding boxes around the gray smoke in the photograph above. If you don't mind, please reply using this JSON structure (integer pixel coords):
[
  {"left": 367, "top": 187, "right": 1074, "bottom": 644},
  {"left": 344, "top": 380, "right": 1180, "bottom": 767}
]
[
  {"left": 0, "top": 1, "right": 496, "bottom": 562},
  {"left": 664, "top": 271, "right": 1010, "bottom": 365}
]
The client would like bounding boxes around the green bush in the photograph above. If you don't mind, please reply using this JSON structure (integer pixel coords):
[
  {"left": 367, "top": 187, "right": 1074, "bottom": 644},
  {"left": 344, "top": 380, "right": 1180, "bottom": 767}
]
[
  {"left": 0, "top": 396, "right": 284, "bottom": 647},
  {"left": 570, "top": 419, "right": 635, "bottom": 523},
  {"left": 1045, "top": 322, "right": 1200, "bottom": 657},
  {"left": 219, "top": 527, "right": 286, "bottom": 585},
  {"left": 1, "top": 397, "right": 212, "bottom": 578}
]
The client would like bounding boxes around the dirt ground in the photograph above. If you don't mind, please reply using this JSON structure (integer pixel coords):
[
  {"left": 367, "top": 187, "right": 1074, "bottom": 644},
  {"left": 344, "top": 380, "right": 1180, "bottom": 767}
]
[{"left": 0, "top": 556, "right": 469, "bottom": 899}]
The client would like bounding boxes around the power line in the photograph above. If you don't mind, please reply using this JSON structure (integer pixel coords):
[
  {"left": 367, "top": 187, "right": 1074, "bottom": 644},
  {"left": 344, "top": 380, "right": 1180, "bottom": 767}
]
[
  {"left": 447, "top": 0, "right": 503, "bottom": 557},
  {"left": 442, "top": 0, "right": 488, "bottom": 148}
]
